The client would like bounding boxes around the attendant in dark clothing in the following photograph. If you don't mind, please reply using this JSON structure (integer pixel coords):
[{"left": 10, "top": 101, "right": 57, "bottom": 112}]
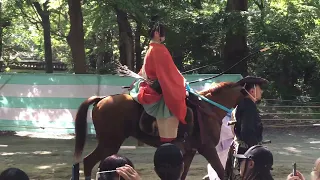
[
  {"left": 224, "top": 76, "right": 268, "bottom": 180},
  {"left": 234, "top": 93, "right": 263, "bottom": 147}
]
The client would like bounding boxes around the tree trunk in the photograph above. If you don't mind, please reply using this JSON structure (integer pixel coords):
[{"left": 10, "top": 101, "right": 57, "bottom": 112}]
[
  {"left": 67, "top": 0, "right": 87, "bottom": 74},
  {"left": 223, "top": 0, "right": 248, "bottom": 76},
  {"left": 33, "top": 1, "right": 53, "bottom": 73},
  {"left": 0, "top": 1, "right": 10, "bottom": 62},
  {"left": 104, "top": 31, "right": 114, "bottom": 65},
  {"left": 172, "top": 50, "right": 184, "bottom": 72},
  {"left": 0, "top": 2, "right": 3, "bottom": 61},
  {"left": 0, "top": 27, "right": 3, "bottom": 61},
  {"left": 42, "top": 8, "right": 53, "bottom": 73},
  {"left": 192, "top": 0, "right": 202, "bottom": 9},
  {"left": 114, "top": 6, "right": 134, "bottom": 70},
  {"left": 135, "top": 21, "right": 142, "bottom": 72}
]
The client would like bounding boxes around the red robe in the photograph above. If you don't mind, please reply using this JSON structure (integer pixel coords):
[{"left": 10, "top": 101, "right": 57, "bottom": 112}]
[{"left": 137, "top": 43, "right": 187, "bottom": 124}]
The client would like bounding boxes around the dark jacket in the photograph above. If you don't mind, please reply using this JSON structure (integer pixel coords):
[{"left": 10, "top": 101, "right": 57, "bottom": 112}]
[
  {"left": 245, "top": 171, "right": 274, "bottom": 180},
  {"left": 234, "top": 98, "right": 263, "bottom": 147}
]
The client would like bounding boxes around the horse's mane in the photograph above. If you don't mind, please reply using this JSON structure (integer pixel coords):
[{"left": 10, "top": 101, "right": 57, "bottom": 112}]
[{"left": 198, "top": 82, "right": 236, "bottom": 96}]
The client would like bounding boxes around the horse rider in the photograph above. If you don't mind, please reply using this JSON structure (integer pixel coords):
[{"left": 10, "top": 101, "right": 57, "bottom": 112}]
[
  {"left": 224, "top": 76, "right": 269, "bottom": 180},
  {"left": 129, "top": 16, "right": 193, "bottom": 144}
]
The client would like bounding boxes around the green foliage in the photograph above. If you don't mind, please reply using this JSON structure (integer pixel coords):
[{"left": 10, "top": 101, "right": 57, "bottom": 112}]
[
  {"left": 2, "top": 0, "right": 320, "bottom": 101},
  {"left": 247, "top": 0, "right": 320, "bottom": 100},
  {"left": 1, "top": 0, "right": 70, "bottom": 64}
]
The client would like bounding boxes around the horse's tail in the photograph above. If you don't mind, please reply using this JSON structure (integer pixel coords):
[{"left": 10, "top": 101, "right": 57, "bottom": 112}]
[{"left": 74, "top": 96, "right": 103, "bottom": 162}]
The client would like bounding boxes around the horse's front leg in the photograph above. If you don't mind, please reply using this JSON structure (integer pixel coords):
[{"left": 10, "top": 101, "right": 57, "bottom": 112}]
[
  {"left": 180, "top": 150, "right": 197, "bottom": 180},
  {"left": 198, "top": 144, "right": 224, "bottom": 180}
]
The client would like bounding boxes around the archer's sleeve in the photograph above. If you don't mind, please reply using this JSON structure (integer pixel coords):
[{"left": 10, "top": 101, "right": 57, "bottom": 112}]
[{"left": 239, "top": 100, "right": 260, "bottom": 146}]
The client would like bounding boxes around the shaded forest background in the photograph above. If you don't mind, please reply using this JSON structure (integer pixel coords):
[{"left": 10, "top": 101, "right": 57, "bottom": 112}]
[{"left": 1, "top": 0, "right": 320, "bottom": 102}]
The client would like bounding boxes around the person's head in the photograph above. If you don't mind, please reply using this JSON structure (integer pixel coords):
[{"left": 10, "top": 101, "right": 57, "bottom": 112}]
[
  {"left": 311, "top": 158, "right": 320, "bottom": 180},
  {"left": 97, "top": 154, "right": 134, "bottom": 180},
  {"left": 237, "top": 76, "right": 268, "bottom": 103},
  {"left": 234, "top": 145, "right": 273, "bottom": 180},
  {"left": 154, "top": 143, "right": 184, "bottom": 180},
  {"left": 148, "top": 15, "right": 166, "bottom": 43},
  {"left": 0, "top": 168, "right": 29, "bottom": 180}
]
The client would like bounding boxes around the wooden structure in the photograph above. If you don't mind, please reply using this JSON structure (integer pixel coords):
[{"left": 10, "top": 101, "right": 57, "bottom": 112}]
[{"left": 0, "top": 60, "right": 68, "bottom": 72}]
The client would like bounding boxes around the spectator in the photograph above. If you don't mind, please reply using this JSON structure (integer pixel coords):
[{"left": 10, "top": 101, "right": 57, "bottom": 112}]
[
  {"left": 233, "top": 145, "right": 274, "bottom": 180},
  {"left": 287, "top": 171, "right": 305, "bottom": 180},
  {"left": 0, "top": 168, "right": 29, "bottom": 180},
  {"left": 97, "top": 154, "right": 140, "bottom": 180},
  {"left": 311, "top": 158, "right": 320, "bottom": 180},
  {"left": 287, "top": 157, "right": 320, "bottom": 180},
  {"left": 154, "top": 143, "right": 184, "bottom": 180}
]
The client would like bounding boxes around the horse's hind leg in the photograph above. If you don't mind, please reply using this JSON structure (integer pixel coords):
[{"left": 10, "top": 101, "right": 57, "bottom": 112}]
[
  {"left": 83, "top": 141, "right": 122, "bottom": 180},
  {"left": 83, "top": 143, "right": 103, "bottom": 180}
]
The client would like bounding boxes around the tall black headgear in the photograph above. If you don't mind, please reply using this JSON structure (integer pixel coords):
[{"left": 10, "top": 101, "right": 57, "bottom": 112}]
[
  {"left": 236, "top": 76, "right": 269, "bottom": 87},
  {"left": 148, "top": 15, "right": 165, "bottom": 38}
]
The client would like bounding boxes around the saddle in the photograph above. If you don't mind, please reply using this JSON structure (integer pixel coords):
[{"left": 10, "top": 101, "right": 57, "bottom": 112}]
[
  {"left": 138, "top": 107, "right": 194, "bottom": 137},
  {"left": 138, "top": 92, "right": 210, "bottom": 143}
]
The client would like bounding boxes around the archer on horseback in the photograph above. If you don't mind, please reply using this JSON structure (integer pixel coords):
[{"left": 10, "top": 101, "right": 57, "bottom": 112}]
[
  {"left": 225, "top": 76, "right": 269, "bottom": 180},
  {"left": 129, "top": 16, "right": 193, "bottom": 144}
]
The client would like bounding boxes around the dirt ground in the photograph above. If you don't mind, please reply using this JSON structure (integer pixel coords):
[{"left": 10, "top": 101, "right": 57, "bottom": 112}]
[{"left": 0, "top": 127, "right": 319, "bottom": 180}]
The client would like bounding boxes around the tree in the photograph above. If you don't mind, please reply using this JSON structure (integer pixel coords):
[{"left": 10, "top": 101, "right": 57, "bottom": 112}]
[
  {"left": 114, "top": 5, "right": 134, "bottom": 71},
  {"left": 67, "top": 0, "right": 86, "bottom": 74},
  {"left": 32, "top": 0, "right": 53, "bottom": 73},
  {"left": 0, "top": 1, "right": 12, "bottom": 60},
  {"left": 13, "top": 0, "right": 54, "bottom": 73},
  {"left": 223, "top": 0, "right": 249, "bottom": 76}
]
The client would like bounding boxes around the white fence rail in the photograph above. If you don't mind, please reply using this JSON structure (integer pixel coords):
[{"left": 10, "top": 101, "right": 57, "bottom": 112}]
[{"left": 258, "top": 99, "right": 320, "bottom": 127}]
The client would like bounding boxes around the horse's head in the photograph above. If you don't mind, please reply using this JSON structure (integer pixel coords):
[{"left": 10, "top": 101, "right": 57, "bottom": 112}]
[
  {"left": 199, "top": 82, "right": 244, "bottom": 117},
  {"left": 196, "top": 82, "right": 244, "bottom": 144}
]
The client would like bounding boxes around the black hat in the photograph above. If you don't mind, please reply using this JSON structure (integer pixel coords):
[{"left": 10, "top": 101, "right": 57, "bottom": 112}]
[
  {"left": 154, "top": 143, "right": 183, "bottom": 168},
  {"left": 234, "top": 145, "right": 273, "bottom": 170},
  {"left": 236, "top": 76, "right": 269, "bottom": 86},
  {"left": 0, "top": 168, "right": 30, "bottom": 180},
  {"left": 149, "top": 15, "right": 165, "bottom": 38}
]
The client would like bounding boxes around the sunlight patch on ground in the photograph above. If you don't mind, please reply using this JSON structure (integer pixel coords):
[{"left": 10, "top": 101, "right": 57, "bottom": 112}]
[
  {"left": 283, "top": 147, "right": 302, "bottom": 153},
  {"left": 310, "top": 147, "right": 320, "bottom": 150},
  {"left": 56, "top": 163, "right": 67, "bottom": 166},
  {"left": 278, "top": 151, "right": 291, "bottom": 156},
  {"left": 1, "top": 151, "right": 52, "bottom": 156},
  {"left": 15, "top": 131, "right": 74, "bottom": 139},
  {"left": 37, "top": 165, "right": 52, "bottom": 170},
  {"left": 33, "top": 151, "right": 52, "bottom": 155},
  {"left": 120, "top": 146, "right": 136, "bottom": 150},
  {"left": 1, "top": 152, "right": 28, "bottom": 156}
]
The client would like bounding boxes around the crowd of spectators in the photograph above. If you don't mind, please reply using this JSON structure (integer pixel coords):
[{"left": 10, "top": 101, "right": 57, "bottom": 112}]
[{"left": 1, "top": 143, "right": 319, "bottom": 180}]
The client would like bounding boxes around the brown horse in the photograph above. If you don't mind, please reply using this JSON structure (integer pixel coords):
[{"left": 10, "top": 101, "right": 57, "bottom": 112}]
[{"left": 73, "top": 81, "right": 245, "bottom": 180}]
